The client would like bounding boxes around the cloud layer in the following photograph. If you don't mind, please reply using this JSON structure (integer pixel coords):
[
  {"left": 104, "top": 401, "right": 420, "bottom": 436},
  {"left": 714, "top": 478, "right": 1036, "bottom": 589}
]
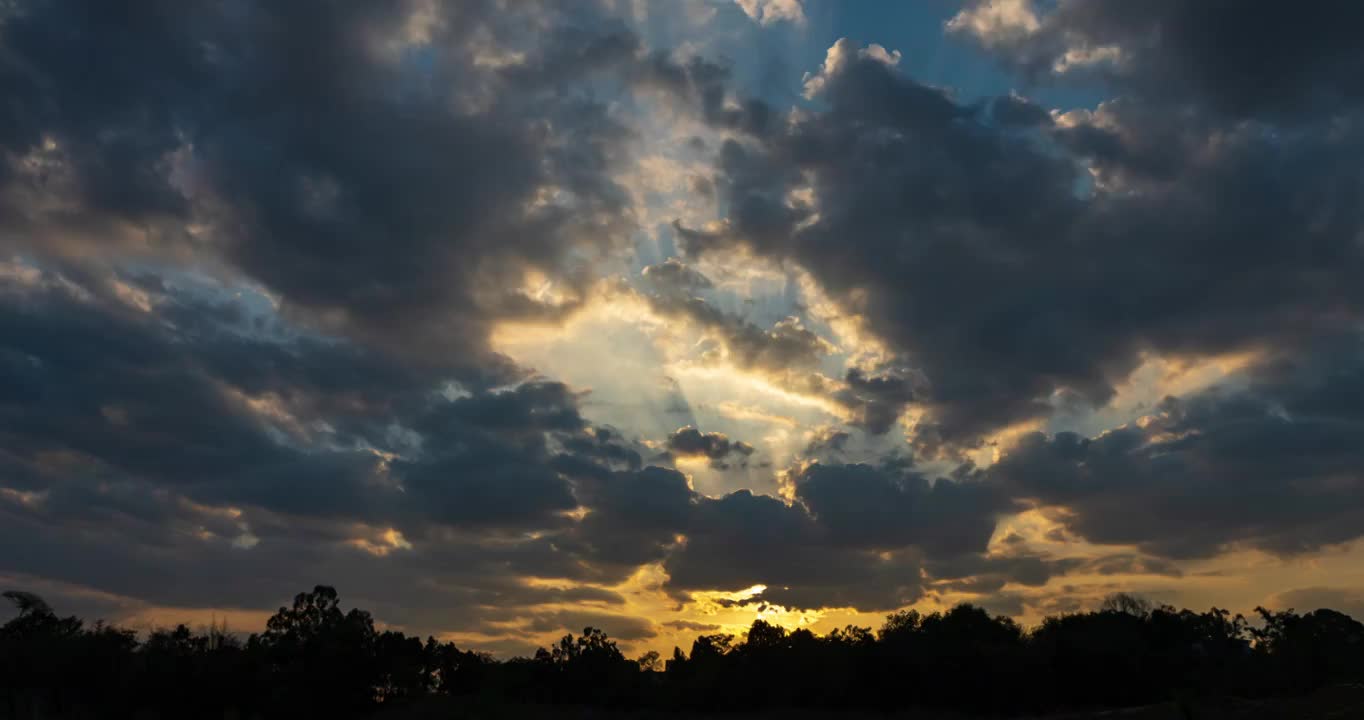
[{"left": 4, "top": 0, "right": 1364, "bottom": 653}]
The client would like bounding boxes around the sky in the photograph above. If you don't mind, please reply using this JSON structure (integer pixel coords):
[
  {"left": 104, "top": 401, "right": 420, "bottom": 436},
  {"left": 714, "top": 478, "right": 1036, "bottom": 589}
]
[{"left": 3, "top": 0, "right": 1364, "bottom": 658}]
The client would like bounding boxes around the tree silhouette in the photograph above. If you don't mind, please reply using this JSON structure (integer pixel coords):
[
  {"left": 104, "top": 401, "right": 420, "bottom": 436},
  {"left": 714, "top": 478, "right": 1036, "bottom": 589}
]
[
  {"left": 252, "top": 585, "right": 381, "bottom": 715},
  {"left": 1102, "top": 591, "right": 1155, "bottom": 617},
  {"left": 636, "top": 649, "right": 661, "bottom": 672},
  {"left": 5, "top": 586, "right": 1364, "bottom": 718},
  {"left": 1, "top": 591, "right": 51, "bottom": 618}
]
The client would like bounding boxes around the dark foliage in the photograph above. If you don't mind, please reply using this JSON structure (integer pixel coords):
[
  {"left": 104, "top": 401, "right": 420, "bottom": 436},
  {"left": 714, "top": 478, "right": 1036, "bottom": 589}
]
[{"left": 3, "top": 588, "right": 1363, "bottom": 718}]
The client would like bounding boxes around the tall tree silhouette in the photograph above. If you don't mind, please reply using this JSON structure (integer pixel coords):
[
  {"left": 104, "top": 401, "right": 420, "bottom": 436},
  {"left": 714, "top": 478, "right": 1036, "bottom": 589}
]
[{"left": 252, "top": 585, "right": 381, "bottom": 715}]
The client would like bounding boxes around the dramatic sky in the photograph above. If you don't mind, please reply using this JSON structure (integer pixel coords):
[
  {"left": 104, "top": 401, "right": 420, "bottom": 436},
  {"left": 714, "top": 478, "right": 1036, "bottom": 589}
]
[{"left": 5, "top": 0, "right": 1364, "bottom": 657}]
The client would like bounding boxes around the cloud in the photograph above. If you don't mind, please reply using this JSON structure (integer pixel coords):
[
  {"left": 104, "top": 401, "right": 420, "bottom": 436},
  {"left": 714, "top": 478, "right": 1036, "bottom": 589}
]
[
  {"left": 666, "top": 426, "right": 756, "bottom": 465},
  {"left": 662, "top": 489, "right": 927, "bottom": 611},
  {"left": 945, "top": 0, "right": 1039, "bottom": 43},
  {"left": 990, "top": 338, "right": 1364, "bottom": 558},
  {"left": 658, "top": 458, "right": 1020, "bottom": 611},
  {"left": 636, "top": 260, "right": 916, "bottom": 436},
  {"left": 927, "top": 550, "right": 1084, "bottom": 595},
  {"left": 663, "top": 619, "right": 722, "bottom": 632},
  {"left": 641, "top": 258, "right": 714, "bottom": 295},
  {"left": 6, "top": 0, "right": 1364, "bottom": 649},
  {"left": 1266, "top": 588, "right": 1364, "bottom": 621},
  {"left": 0, "top": 0, "right": 668, "bottom": 373},
  {"left": 679, "top": 32, "right": 1364, "bottom": 457},
  {"left": 0, "top": 262, "right": 660, "bottom": 634},
  {"left": 0, "top": 257, "right": 1040, "bottom": 627},
  {"left": 792, "top": 461, "right": 1001, "bottom": 556},
  {"left": 522, "top": 610, "right": 659, "bottom": 641},
  {"left": 1073, "top": 554, "right": 1183, "bottom": 578},
  {"left": 833, "top": 366, "right": 919, "bottom": 435},
  {"left": 949, "top": 0, "right": 1364, "bottom": 119},
  {"left": 0, "top": 0, "right": 811, "bottom": 646},
  {"left": 638, "top": 261, "right": 834, "bottom": 372},
  {"left": 734, "top": 0, "right": 805, "bottom": 27}
]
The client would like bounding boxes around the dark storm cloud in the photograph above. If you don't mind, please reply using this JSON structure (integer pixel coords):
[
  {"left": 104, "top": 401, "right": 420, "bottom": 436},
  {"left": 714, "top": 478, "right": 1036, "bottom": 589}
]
[
  {"left": 792, "top": 461, "right": 1001, "bottom": 556},
  {"left": 951, "top": 0, "right": 1364, "bottom": 121},
  {"left": 991, "top": 339, "right": 1364, "bottom": 559},
  {"left": 0, "top": 264, "right": 678, "bottom": 626},
  {"left": 0, "top": 263, "right": 1008, "bottom": 622},
  {"left": 0, "top": 482, "right": 646, "bottom": 642},
  {"left": 0, "top": 263, "right": 1024, "bottom": 614},
  {"left": 0, "top": 261, "right": 1238, "bottom": 618},
  {"left": 658, "top": 6, "right": 1364, "bottom": 581},
  {"left": 988, "top": 93, "right": 1053, "bottom": 127},
  {"left": 656, "top": 457, "right": 1019, "bottom": 610},
  {"left": 676, "top": 42, "right": 1091, "bottom": 448},
  {"left": 640, "top": 258, "right": 714, "bottom": 295},
  {"left": 633, "top": 53, "right": 776, "bottom": 137},
  {"left": 929, "top": 553, "right": 1076, "bottom": 594},
  {"left": 679, "top": 29, "right": 1364, "bottom": 453},
  {"left": 0, "top": 264, "right": 628, "bottom": 535},
  {"left": 928, "top": 550, "right": 1180, "bottom": 598},
  {"left": 665, "top": 426, "right": 755, "bottom": 467},
  {"left": 0, "top": 270, "right": 382, "bottom": 503},
  {"left": 833, "top": 366, "right": 919, "bottom": 435},
  {"left": 565, "top": 465, "right": 695, "bottom": 572},
  {"left": 0, "top": 0, "right": 653, "bottom": 369},
  {"left": 661, "top": 489, "right": 928, "bottom": 611}
]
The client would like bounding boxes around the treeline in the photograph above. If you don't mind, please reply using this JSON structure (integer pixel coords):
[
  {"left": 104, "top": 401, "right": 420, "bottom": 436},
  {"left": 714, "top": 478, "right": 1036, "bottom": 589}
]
[{"left": 3, "top": 587, "right": 1364, "bottom": 718}]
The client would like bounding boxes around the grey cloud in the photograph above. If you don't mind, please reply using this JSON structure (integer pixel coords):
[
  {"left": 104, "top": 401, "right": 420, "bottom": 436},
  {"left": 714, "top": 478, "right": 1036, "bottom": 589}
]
[
  {"left": 662, "top": 490, "right": 927, "bottom": 611},
  {"left": 0, "top": 266, "right": 661, "bottom": 628},
  {"left": 663, "top": 619, "right": 722, "bottom": 632},
  {"left": 1267, "top": 587, "right": 1364, "bottom": 621},
  {"left": 566, "top": 466, "right": 695, "bottom": 571},
  {"left": 792, "top": 461, "right": 1002, "bottom": 556},
  {"left": 680, "top": 32, "right": 1364, "bottom": 456},
  {"left": 660, "top": 458, "right": 1018, "bottom": 611},
  {"left": 666, "top": 426, "right": 755, "bottom": 465},
  {"left": 521, "top": 610, "right": 659, "bottom": 642},
  {"left": 927, "top": 552, "right": 1081, "bottom": 595},
  {"left": 676, "top": 46, "right": 1091, "bottom": 449},
  {"left": 638, "top": 261, "right": 832, "bottom": 372},
  {"left": 833, "top": 366, "right": 919, "bottom": 435},
  {"left": 1076, "top": 554, "right": 1183, "bottom": 578},
  {"left": 0, "top": 487, "right": 639, "bottom": 645},
  {"left": 801, "top": 427, "right": 851, "bottom": 460},
  {"left": 989, "top": 93, "right": 1053, "bottom": 127},
  {"left": 0, "top": 265, "right": 615, "bottom": 535},
  {"left": 0, "top": 246, "right": 1040, "bottom": 626},
  {"left": 634, "top": 53, "right": 775, "bottom": 137},
  {"left": 0, "top": 0, "right": 649, "bottom": 371},
  {"left": 990, "top": 340, "right": 1364, "bottom": 558},
  {"left": 9, "top": 0, "right": 1364, "bottom": 636},
  {"left": 952, "top": 0, "right": 1364, "bottom": 121},
  {"left": 641, "top": 258, "right": 713, "bottom": 295}
]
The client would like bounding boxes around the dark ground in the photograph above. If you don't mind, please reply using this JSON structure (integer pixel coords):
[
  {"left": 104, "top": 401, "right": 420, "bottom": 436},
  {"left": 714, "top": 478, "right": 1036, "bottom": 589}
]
[{"left": 376, "top": 684, "right": 1364, "bottom": 720}]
